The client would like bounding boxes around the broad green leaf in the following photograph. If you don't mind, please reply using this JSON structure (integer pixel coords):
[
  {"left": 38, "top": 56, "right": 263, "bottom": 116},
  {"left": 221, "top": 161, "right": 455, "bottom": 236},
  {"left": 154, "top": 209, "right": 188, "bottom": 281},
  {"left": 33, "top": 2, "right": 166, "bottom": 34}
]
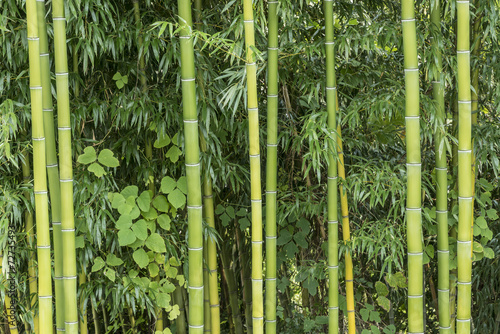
[
  {"left": 132, "top": 220, "right": 148, "bottom": 240},
  {"left": 168, "top": 305, "right": 180, "bottom": 320},
  {"left": 106, "top": 254, "right": 124, "bottom": 266},
  {"left": 220, "top": 213, "right": 231, "bottom": 226},
  {"left": 121, "top": 75, "right": 128, "bottom": 84},
  {"left": 486, "top": 209, "right": 498, "bottom": 220},
  {"left": 171, "top": 132, "right": 180, "bottom": 145},
  {"left": 315, "top": 316, "right": 328, "bottom": 325},
  {"left": 360, "top": 308, "right": 370, "bottom": 322},
  {"left": 156, "top": 293, "right": 171, "bottom": 308},
  {"left": 154, "top": 133, "right": 171, "bottom": 148},
  {"left": 473, "top": 241, "right": 483, "bottom": 253},
  {"left": 304, "top": 319, "right": 315, "bottom": 332},
  {"left": 376, "top": 296, "right": 391, "bottom": 312},
  {"left": 75, "top": 236, "right": 84, "bottom": 248},
  {"left": 294, "top": 231, "right": 308, "bottom": 249},
  {"left": 121, "top": 186, "right": 138, "bottom": 199},
  {"left": 483, "top": 247, "right": 495, "bottom": 259},
  {"left": 236, "top": 208, "right": 247, "bottom": 217},
  {"left": 98, "top": 149, "right": 119, "bottom": 167},
  {"left": 168, "top": 189, "right": 186, "bottom": 209},
  {"left": 375, "top": 281, "right": 389, "bottom": 297},
  {"left": 166, "top": 266, "right": 177, "bottom": 278},
  {"left": 77, "top": 146, "right": 97, "bottom": 164},
  {"left": 116, "top": 80, "right": 124, "bottom": 89},
  {"left": 169, "top": 257, "right": 180, "bottom": 266},
  {"left": 129, "top": 206, "right": 141, "bottom": 220},
  {"left": 303, "top": 276, "right": 319, "bottom": 296},
  {"left": 104, "top": 267, "right": 116, "bottom": 282},
  {"left": 146, "top": 233, "right": 167, "bottom": 253},
  {"left": 370, "top": 310, "right": 381, "bottom": 323},
  {"left": 393, "top": 272, "right": 407, "bottom": 288},
  {"left": 425, "top": 244, "right": 435, "bottom": 259},
  {"left": 142, "top": 206, "right": 158, "bottom": 220},
  {"left": 284, "top": 241, "right": 298, "bottom": 258},
  {"left": 166, "top": 145, "right": 182, "bottom": 163},
  {"left": 116, "top": 214, "right": 132, "bottom": 230},
  {"left": 129, "top": 269, "right": 139, "bottom": 278},
  {"left": 215, "top": 204, "right": 225, "bottom": 214},
  {"left": 157, "top": 214, "right": 171, "bottom": 230},
  {"left": 137, "top": 191, "right": 151, "bottom": 212},
  {"left": 153, "top": 195, "right": 170, "bottom": 212},
  {"left": 88, "top": 163, "right": 106, "bottom": 177},
  {"left": 177, "top": 176, "right": 187, "bottom": 194},
  {"left": 160, "top": 176, "right": 177, "bottom": 194},
  {"left": 133, "top": 248, "right": 149, "bottom": 268},
  {"left": 92, "top": 257, "right": 105, "bottom": 272},
  {"left": 277, "top": 230, "right": 293, "bottom": 245},
  {"left": 112, "top": 72, "right": 122, "bottom": 80},
  {"left": 475, "top": 216, "right": 488, "bottom": 229},
  {"left": 226, "top": 206, "right": 235, "bottom": 218},
  {"left": 111, "top": 193, "right": 125, "bottom": 209},
  {"left": 118, "top": 229, "right": 136, "bottom": 246},
  {"left": 148, "top": 263, "right": 159, "bottom": 277},
  {"left": 238, "top": 217, "right": 250, "bottom": 230},
  {"left": 370, "top": 325, "right": 381, "bottom": 334}
]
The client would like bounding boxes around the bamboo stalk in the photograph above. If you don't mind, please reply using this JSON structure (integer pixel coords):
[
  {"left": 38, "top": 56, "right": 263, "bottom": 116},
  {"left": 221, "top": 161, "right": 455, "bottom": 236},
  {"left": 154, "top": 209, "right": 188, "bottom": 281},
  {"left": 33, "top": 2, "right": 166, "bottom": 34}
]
[
  {"left": 221, "top": 243, "right": 244, "bottom": 334},
  {"left": 324, "top": 0, "right": 339, "bottom": 332},
  {"left": 173, "top": 279, "right": 187, "bottom": 334},
  {"left": 401, "top": 0, "right": 424, "bottom": 332},
  {"left": 430, "top": 1, "right": 451, "bottom": 332},
  {"left": 26, "top": 0, "right": 54, "bottom": 331},
  {"left": 52, "top": 0, "right": 79, "bottom": 331},
  {"left": 177, "top": 1, "right": 204, "bottom": 333},
  {"left": 235, "top": 225, "right": 252, "bottom": 333},
  {"left": 36, "top": 1, "right": 66, "bottom": 332},
  {"left": 265, "top": 0, "right": 278, "bottom": 333},
  {"left": 79, "top": 274, "right": 88, "bottom": 334},
  {"left": 336, "top": 123, "right": 356, "bottom": 334},
  {"left": 456, "top": 1, "right": 473, "bottom": 332},
  {"left": 203, "top": 242, "right": 212, "bottom": 333},
  {"left": 241, "top": 0, "right": 264, "bottom": 332}
]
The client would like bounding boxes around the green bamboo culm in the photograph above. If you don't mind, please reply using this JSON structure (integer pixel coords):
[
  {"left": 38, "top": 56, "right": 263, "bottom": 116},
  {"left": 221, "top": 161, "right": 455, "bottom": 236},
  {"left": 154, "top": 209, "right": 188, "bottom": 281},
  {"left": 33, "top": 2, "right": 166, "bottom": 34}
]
[
  {"left": 52, "top": 0, "right": 79, "bottom": 331},
  {"left": 26, "top": 0, "right": 54, "bottom": 331},
  {"left": 36, "top": 1, "right": 66, "bottom": 332},
  {"left": 177, "top": 1, "right": 204, "bottom": 333},
  {"left": 265, "top": 0, "right": 278, "bottom": 333},
  {"left": 431, "top": 0, "right": 451, "bottom": 332},
  {"left": 241, "top": 0, "right": 264, "bottom": 332},
  {"left": 324, "top": 1, "right": 340, "bottom": 333},
  {"left": 324, "top": 0, "right": 339, "bottom": 332},
  {"left": 202, "top": 177, "right": 221, "bottom": 334},
  {"left": 401, "top": 0, "right": 424, "bottom": 332},
  {"left": 456, "top": 0, "right": 473, "bottom": 332}
]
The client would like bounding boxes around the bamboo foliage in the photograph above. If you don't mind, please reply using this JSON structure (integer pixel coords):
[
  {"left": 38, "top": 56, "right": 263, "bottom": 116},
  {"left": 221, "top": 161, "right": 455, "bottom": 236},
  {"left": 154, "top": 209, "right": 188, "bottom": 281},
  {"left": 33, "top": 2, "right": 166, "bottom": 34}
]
[
  {"left": 177, "top": 1, "right": 204, "bottom": 332},
  {"left": 52, "top": 0, "right": 78, "bottom": 331},
  {"left": 430, "top": 1, "right": 451, "bottom": 333},
  {"left": 26, "top": 0, "right": 54, "bottom": 331},
  {"left": 401, "top": 0, "right": 424, "bottom": 332},
  {"left": 241, "top": 0, "right": 264, "bottom": 332},
  {"left": 456, "top": 1, "right": 473, "bottom": 333},
  {"left": 36, "top": 1, "right": 66, "bottom": 332},
  {"left": 265, "top": 0, "right": 278, "bottom": 333},
  {"left": 324, "top": 0, "right": 339, "bottom": 332}
]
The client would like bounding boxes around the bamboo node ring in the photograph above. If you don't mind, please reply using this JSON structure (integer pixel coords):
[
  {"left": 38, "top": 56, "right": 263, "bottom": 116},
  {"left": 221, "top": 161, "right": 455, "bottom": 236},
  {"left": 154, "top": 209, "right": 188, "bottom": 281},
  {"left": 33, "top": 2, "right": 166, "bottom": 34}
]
[
  {"left": 328, "top": 265, "right": 338, "bottom": 269},
  {"left": 187, "top": 205, "right": 203, "bottom": 209},
  {"left": 408, "top": 294, "right": 423, "bottom": 298},
  {"left": 61, "top": 228, "right": 76, "bottom": 232},
  {"left": 33, "top": 137, "right": 45, "bottom": 141},
  {"left": 188, "top": 286, "right": 203, "bottom": 290},
  {"left": 328, "top": 306, "right": 339, "bottom": 310},
  {"left": 188, "top": 325, "right": 204, "bottom": 329},
  {"left": 328, "top": 220, "right": 338, "bottom": 224},
  {"left": 407, "top": 252, "right": 423, "bottom": 256},
  {"left": 188, "top": 247, "right": 203, "bottom": 251},
  {"left": 265, "top": 236, "right": 277, "bottom": 239}
]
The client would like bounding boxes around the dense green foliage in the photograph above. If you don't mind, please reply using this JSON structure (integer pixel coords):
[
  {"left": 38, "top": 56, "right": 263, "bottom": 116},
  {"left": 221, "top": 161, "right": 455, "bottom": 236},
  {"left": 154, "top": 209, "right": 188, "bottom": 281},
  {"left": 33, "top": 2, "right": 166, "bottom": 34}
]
[{"left": 1, "top": 0, "right": 499, "bottom": 333}]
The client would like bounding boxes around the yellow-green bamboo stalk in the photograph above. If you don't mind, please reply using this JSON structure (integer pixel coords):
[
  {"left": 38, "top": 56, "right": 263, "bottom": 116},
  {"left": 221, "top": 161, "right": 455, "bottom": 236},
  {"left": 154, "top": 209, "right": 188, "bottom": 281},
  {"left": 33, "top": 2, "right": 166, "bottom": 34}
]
[
  {"left": 79, "top": 274, "right": 88, "bottom": 334},
  {"left": 1, "top": 254, "right": 19, "bottom": 334},
  {"left": 36, "top": 1, "right": 66, "bottom": 332},
  {"left": 177, "top": 1, "right": 204, "bottom": 333},
  {"left": 203, "top": 242, "right": 212, "bottom": 333},
  {"left": 401, "top": 0, "right": 424, "bottom": 332},
  {"left": 52, "top": 0, "right": 78, "bottom": 331},
  {"left": 26, "top": 0, "right": 53, "bottom": 330},
  {"left": 133, "top": 0, "right": 147, "bottom": 93},
  {"left": 21, "top": 152, "right": 39, "bottom": 334},
  {"left": 456, "top": 1, "right": 473, "bottom": 332},
  {"left": 336, "top": 124, "right": 356, "bottom": 334},
  {"left": 430, "top": 1, "right": 451, "bottom": 332},
  {"left": 202, "top": 177, "right": 221, "bottom": 334},
  {"left": 324, "top": 0, "right": 339, "bottom": 332},
  {"left": 265, "top": 0, "right": 278, "bottom": 333},
  {"left": 241, "top": 0, "right": 263, "bottom": 332}
]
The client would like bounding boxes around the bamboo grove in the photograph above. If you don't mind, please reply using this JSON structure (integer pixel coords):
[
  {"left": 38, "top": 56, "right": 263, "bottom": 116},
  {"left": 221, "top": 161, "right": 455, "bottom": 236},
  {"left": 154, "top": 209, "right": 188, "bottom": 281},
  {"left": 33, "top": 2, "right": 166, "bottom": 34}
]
[{"left": 1, "top": 0, "right": 499, "bottom": 333}]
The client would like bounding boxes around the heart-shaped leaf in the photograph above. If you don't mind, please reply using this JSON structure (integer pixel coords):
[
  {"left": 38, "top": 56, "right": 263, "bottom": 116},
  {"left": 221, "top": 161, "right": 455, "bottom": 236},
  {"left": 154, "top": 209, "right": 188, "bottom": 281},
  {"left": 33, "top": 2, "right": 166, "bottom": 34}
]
[
  {"left": 88, "top": 162, "right": 106, "bottom": 177},
  {"left": 133, "top": 248, "right": 149, "bottom": 268},
  {"left": 146, "top": 233, "right": 166, "bottom": 253},
  {"left": 98, "top": 149, "right": 119, "bottom": 167},
  {"left": 77, "top": 146, "right": 97, "bottom": 164}
]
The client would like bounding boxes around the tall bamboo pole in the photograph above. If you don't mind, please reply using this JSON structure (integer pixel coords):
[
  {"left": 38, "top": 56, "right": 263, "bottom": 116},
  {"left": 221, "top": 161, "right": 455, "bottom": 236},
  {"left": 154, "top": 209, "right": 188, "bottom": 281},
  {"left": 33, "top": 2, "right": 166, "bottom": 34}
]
[
  {"left": 336, "top": 123, "right": 356, "bottom": 334},
  {"left": 456, "top": 1, "right": 473, "bottom": 332},
  {"left": 241, "top": 0, "right": 263, "bottom": 332},
  {"left": 26, "top": 0, "right": 53, "bottom": 331},
  {"left": 401, "top": 0, "right": 424, "bottom": 332},
  {"left": 265, "top": 0, "right": 278, "bottom": 333},
  {"left": 221, "top": 243, "right": 244, "bottom": 334},
  {"left": 202, "top": 177, "right": 221, "bottom": 334},
  {"left": 324, "top": 0, "right": 339, "bottom": 332},
  {"left": 177, "top": 1, "right": 204, "bottom": 333},
  {"left": 430, "top": 1, "right": 451, "bottom": 332},
  {"left": 36, "top": 1, "right": 66, "bottom": 332},
  {"left": 52, "top": 0, "right": 78, "bottom": 331}
]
